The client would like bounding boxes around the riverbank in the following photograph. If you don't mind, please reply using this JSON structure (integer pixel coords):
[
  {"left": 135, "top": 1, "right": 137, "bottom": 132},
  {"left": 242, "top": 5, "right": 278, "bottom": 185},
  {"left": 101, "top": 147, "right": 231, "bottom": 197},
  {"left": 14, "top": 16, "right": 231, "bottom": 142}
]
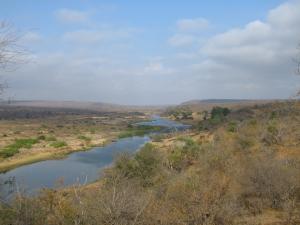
[
  {"left": 0, "top": 116, "right": 188, "bottom": 196},
  {"left": 0, "top": 110, "right": 151, "bottom": 173},
  {"left": 0, "top": 138, "right": 110, "bottom": 173}
]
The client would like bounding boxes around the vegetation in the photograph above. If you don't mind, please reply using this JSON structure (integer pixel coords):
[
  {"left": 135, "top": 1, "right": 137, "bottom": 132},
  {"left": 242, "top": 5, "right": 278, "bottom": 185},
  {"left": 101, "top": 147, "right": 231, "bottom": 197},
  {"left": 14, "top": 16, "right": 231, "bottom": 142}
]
[
  {"left": 118, "top": 125, "right": 163, "bottom": 138},
  {"left": 50, "top": 140, "right": 67, "bottom": 148},
  {"left": 0, "top": 106, "right": 148, "bottom": 172},
  {"left": 78, "top": 135, "right": 91, "bottom": 142},
  {"left": 0, "top": 101, "right": 299, "bottom": 224},
  {"left": 197, "top": 106, "right": 231, "bottom": 130},
  {"left": 165, "top": 106, "right": 193, "bottom": 120},
  {"left": 0, "top": 138, "right": 38, "bottom": 158}
]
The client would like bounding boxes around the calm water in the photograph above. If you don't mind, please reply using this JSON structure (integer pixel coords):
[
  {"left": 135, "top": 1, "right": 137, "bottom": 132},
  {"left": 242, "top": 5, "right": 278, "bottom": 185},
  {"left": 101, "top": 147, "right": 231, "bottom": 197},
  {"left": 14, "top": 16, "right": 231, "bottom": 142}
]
[{"left": 0, "top": 116, "right": 189, "bottom": 198}]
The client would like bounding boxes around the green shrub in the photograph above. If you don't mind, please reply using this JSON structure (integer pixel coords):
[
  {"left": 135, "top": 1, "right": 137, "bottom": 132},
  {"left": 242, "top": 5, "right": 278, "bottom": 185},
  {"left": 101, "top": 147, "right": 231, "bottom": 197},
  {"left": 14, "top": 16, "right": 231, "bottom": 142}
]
[
  {"left": 151, "top": 134, "right": 165, "bottom": 142},
  {"left": 115, "top": 143, "right": 161, "bottom": 186},
  {"left": 45, "top": 136, "right": 57, "bottom": 141},
  {"left": 118, "top": 125, "right": 163, "bottom": 138},
  {"left": 211, "top": 106, "right": 230, "bottom": 120},
  {"left": 78, "top": 135, "right": 91, "bottom": 142},
  {"left": 227, "top": 121, "right": 237, "bottom": 132},
  {"left": 0, "top": 138, "right": 39, "bottom": 158},
  {"left": 168, "top": 137, "right": 201, "bottom": 171},
  {"left": 197, "top": 107, "right": 231, "bottom": 131},
  {"left": 238, "top": 136, "right": 254, "bottom": 149},
  {"left": 50, "top": 141, "right": 67, "bottom": 148},
  {"left": 37, "top": 135, "right": 46, "bottom": 140}
]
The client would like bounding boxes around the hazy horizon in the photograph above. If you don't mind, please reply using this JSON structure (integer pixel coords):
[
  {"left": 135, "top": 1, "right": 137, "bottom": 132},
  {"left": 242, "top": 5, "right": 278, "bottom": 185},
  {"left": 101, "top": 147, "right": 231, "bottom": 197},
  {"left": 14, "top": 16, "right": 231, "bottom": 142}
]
[{"left": 1, "top": 0, "right": 300, "bottom": 105}]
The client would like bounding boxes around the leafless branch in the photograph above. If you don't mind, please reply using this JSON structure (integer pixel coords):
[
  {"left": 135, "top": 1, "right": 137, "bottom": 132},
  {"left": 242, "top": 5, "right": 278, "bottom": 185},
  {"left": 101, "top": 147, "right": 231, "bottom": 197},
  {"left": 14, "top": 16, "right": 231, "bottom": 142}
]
[
  {"left": 0, "top": 21, "right": 27, "bottom": 70},
  {"left": 296, "top": 44, "right": 300, "bottom": 75}
]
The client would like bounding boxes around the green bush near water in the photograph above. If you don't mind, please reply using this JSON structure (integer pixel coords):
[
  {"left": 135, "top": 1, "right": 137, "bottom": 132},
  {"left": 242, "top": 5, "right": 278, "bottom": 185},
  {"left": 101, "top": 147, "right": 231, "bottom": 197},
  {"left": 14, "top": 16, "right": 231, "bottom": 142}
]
[
  {"left": 50, "top": 141, "right": 67, "bottom": 148},
  {"left": 0, "top": 138, "right": 39, "bottom": 158},
  {"left": 118, "top": 125, "right": 163, "bottom": 138},
  {"left": 78, "top": 135, "right": 92, "bottom": 142},
  {"left": 115, "top": 143, "right": 162, "bottom": 186}
]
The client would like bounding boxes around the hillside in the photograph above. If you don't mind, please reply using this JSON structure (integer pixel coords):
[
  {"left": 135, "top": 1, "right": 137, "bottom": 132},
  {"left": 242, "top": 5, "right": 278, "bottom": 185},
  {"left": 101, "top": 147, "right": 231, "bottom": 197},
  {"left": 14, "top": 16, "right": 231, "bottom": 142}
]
[
  {"left": 1, "top": 100, "right": 167, "bottom": 113},
  {"left": 180, "top": 99, "right": 275, "bottom": 110},
  {"left": 1, "top": 101, "right": 299, "bottom": 225}
]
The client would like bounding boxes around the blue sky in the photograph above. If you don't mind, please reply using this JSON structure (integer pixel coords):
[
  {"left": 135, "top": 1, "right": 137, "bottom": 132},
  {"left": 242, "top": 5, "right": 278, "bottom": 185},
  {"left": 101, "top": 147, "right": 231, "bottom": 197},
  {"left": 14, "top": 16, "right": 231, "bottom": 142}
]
[{"left": 1, "top": 0, "right": 300, "bottom": 104}]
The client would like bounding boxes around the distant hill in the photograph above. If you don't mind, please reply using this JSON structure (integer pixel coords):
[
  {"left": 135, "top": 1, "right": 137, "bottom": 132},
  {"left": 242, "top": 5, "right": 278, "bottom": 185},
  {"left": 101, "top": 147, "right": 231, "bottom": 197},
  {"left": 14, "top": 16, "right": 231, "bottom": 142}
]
[
  {"left": 174, "top": 99, "right": 278, "bottom": 112},
  {"left": 4, "top": 100, "right": 120, "bottom": 111},
  {"left": 0, "top": 100, "right": 167, "bottom": 113},
  {"left": 180, "top": 99, "right": 254, "bottom": 105}
]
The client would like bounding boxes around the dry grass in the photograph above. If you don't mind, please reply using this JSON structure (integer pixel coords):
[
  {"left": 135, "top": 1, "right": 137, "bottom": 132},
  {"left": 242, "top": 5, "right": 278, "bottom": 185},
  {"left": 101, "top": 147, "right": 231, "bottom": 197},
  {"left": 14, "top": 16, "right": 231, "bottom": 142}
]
[
  {"left": 1, "top": 101, "right": 300, "bottom": 225},
  {"left": 0, "top": 108, "right": 149, "bottom": 172}
]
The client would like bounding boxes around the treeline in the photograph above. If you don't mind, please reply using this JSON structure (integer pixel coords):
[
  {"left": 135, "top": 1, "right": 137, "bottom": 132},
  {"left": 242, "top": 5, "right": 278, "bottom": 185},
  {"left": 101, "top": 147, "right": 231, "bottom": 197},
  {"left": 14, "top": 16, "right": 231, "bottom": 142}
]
[{"left": 0, "top": 106, "right": 144, "bottom": 120}]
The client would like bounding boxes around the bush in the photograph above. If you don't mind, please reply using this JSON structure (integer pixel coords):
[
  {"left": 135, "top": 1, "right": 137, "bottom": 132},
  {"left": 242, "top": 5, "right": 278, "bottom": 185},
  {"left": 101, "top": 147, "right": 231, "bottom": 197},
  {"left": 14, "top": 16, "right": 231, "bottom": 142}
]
[
  {"left": 50, "top": 141, "right": 67, "bottom": 148},
  {"left": 78, "top": 135, "right": 91, "bottom": 142},
  {"left": 45, "top": 136, "right": 57, "bottom": 141},
  {"left": 227, "top": 121, "right": 237, "bottom": 132},
  {"left": 240, "top": 154, "right": 300, "bottom": 211},
  {"left": 197, "top": 107, "right": 231, "bottom": 131},
  {"left": 37, "top": 135, "right": 46, "bottom": 140},
  {"left": 211, "top": 106, "right": 230, "bottom": 120},
  {"left": 114, "top": 143, "right": 161, "bottom": 186},
  {"left": 168, "top": 137, "right": 201, "bottom": 171},
  {"left": 118, "top": 125, "right": 163, "bottom": 138},
  {"left": 0, "top": 138, "right": 39, "bottom": 158}
]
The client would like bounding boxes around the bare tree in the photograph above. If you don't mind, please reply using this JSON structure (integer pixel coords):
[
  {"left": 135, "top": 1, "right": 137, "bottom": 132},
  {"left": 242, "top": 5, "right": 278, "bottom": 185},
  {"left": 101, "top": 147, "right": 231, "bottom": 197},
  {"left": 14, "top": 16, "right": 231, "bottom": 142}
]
[
  {"left": 0, "top": 21, "right": 27, "bottom": 98},
  {"left": 0, "top": 21, "right": 26, "bottom": 69},
  {"left": 296, "top": 44, "right": 300, "bottom": 75},
  {"left": 293, "top": 43, "right": 300, "bottom": 96}
]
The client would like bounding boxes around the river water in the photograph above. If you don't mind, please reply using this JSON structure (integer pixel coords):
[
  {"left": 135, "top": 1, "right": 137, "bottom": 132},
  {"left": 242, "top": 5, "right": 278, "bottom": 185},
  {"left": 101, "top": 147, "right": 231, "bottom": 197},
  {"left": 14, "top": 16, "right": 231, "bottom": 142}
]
[{"left": 0, "top": 116, "right": 189, "bottom": 198}]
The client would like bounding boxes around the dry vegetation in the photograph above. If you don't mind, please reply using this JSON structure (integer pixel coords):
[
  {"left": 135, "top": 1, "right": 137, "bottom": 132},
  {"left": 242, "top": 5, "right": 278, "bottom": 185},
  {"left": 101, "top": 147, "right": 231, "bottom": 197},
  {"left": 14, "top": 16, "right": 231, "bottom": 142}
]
[
  {"left": 0, "top": 101, "right": 299, "bottom": 225},
  {"left": 0, "top": 105, "right": 148, "bottom": 172}
]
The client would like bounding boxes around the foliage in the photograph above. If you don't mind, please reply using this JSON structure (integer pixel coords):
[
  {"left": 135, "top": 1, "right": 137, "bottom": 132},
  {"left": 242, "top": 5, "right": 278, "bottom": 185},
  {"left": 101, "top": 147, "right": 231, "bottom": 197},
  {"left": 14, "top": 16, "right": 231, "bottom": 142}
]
[
  {"left": 78, "top": 135, "right": 91, "bottom": 142},
  {"left": 168, "top": 137, "right": 201, "bottom": 171},
  {"left": 165, "top": 107, "right": 193, "bottom": 120},
  {"left": 114, "top": 143, "right": 162, "bottom": 186},
  {"left": 50, "top": 140, "right": 67, "bottom": 148},
  {"left": 1, "top": 102, "right": 300, "bottom": 225},
  {"left": 0, "top": 138, "right": 38, "bottom": 158},
  {"left": 210, "top": 106, "right": 230, "bottom": 123},
  {"left": 197, "top": 106, "right": 231, "bottom": 131},
  {"left": 45, "top": 136, "right": 57, "bottom": 141},
  {"left": 118, "top": 125, "right": 163, "bottom": 138}
]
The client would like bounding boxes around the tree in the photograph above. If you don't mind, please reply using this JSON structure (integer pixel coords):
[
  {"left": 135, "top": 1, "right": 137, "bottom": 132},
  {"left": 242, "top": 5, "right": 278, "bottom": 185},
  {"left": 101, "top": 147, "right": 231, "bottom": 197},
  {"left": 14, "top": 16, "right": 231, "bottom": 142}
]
[
  {"left": 296, "top": 44, "right": 300, "bottom": 75},
  {"left": 0, "top": 21, "right": 25, "bottom": 69},
  {"left": 0, "top": 21, "right": 26, "bottom": 96}
]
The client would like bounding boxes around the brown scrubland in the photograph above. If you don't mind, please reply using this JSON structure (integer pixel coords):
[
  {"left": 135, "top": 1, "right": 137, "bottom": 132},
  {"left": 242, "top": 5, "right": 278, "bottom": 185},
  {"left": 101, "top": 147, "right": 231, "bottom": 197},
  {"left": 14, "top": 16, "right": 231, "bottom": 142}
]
[
  {"left": 0, "top": 100, "right": 300, "bottom": 225},
  {"left": 0, "top": 105, "right": 148, "bottom": 172}
]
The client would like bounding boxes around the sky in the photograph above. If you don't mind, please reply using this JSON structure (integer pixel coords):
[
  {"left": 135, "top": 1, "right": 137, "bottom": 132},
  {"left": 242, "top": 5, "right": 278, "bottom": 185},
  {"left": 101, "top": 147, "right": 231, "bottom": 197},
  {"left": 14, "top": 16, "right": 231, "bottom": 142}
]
[{"left": 1, "top": 0, "right": 300, "bottom": 105}]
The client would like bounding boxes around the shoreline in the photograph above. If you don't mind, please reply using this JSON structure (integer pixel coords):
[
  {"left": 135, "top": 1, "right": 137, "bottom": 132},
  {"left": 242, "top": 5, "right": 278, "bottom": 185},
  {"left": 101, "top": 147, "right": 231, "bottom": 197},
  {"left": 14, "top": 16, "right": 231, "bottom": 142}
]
[{"left": 0, "top": 139, "right": 114, "bottom": 173}]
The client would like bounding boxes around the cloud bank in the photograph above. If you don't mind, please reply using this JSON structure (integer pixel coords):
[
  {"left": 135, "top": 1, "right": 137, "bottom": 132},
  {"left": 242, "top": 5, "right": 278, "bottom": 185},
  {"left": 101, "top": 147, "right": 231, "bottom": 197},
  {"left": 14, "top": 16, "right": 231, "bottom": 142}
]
[{"left": 5, "top": 1, "right": 300, "bottom": 105}]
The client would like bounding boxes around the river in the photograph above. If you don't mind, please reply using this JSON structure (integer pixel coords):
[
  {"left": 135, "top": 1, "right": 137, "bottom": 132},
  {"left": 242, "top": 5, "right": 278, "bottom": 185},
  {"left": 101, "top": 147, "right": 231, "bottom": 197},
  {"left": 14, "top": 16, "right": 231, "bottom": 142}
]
[{"left": 0, "top": 116, "right": 189, "bottom": 198}]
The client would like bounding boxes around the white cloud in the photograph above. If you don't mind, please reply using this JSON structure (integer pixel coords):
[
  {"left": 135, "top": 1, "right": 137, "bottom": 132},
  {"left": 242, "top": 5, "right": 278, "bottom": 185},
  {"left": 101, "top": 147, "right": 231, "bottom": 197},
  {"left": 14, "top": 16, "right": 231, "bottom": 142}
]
[
  {"left": 168, "top": 34, "right": 196, "bottom": 47},
  {"left": 202, "top": 1, "right": 300, "bottom": 70},
  {"left": 63, "top": 28, "right": 138, "bottom": 44},
  {"left": 63, "top": 30, "right": 106, "bottom": 44},
  {"left": 21, "top": 31, "right": 42, "bottom": 43},
  {"left": 169, "top": 1, "right": 300, "bottom": 99},
  {"left": 141, "top": 60, "right": 175, "bottom": 75},
  {"left": 176, "top": 18, "right": 210, "bottom": 32},
  {"left": 169, "top": 17, "right": 209, "bottom": 48},
  {"left": 55, "top": 9, "right": 89, "bottom": 23},
  {"left": 6, "top": 1, "right": 300, "bottom": 104}
]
